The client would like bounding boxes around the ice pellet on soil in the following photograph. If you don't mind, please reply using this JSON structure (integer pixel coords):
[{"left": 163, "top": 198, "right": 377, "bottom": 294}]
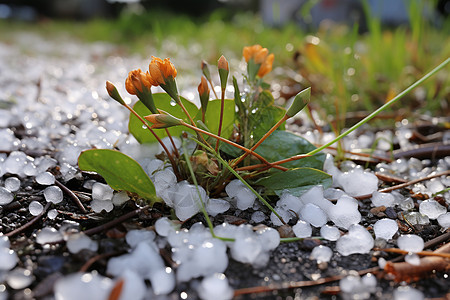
[
  {"left": 277, "top": 192, "right": 304, "bottom": 213},
  {"left": 44, "top": 186, "right": 63, "bottom": 204},
  {"left": 206, "top": 198, "right": 230, "bottom": 217},
  {"left": 0, "top": 187, "right": 14, "bottom": 205},
  {"left": 66, "top": 233, "right": 98, "bottom": 254},
  {"left": 292, "top": 220, "right": 312, "bottom": 238},
  {"left": 149, "top": 267, "right": 175, "bottom": 295},
  {"left": 373, "top": 218, "right": 398, "bottom": 240},
  {"left": 197, "top": 273, "right": 233, "bottom": 300},
  {"left": 371, "top": 191, "right": 396, "bottom": 207},
  {"left": 125, "top": 229, "right": 156, "bottom": 248},
  {"left": 153, "top": 169, "right": 177, "bottom": 203},
  {"left": 418, "top": 199, "right": 446, "bottom": 219},
  {"left": 0, "top": 248, "right": 18, "bottom": 271},
  {"left": 36, "top": 227, "right": 63, "bottom": 245},
  {"left": 6, "top": 268, "right": 34, "bottom": 289},
  {"left": 225, "top": 179, "right": 256, "bottom": 210},
  {"left": 54, "top": 272, "right": 113, "bottom": 300},
  {"left": 35, "top": 172, "right": 55, "bottom": 185},
  {"left": 47, "top": 209, "right": 58, "bottom": 219},
  {"left": 299, "top": 186, "right": 333, "bottom": 212},
  {"left": 111, "top": 191, "right": 129, "bottom": 206},
  {"left": 320, "top": 225, "right": 341, "bottom": 241},
  {"left": 251, "top": 211, "right": 266, "bottom": 223},
  {"left": 29, "top": 200, "right": 44, "bottom": 216},
  {"left": 170, "top": 181, "right": 206, "bottom": 221},
  {"left": 270, "top": 206, "right": 294, "bottom": 226},
  {"left": 231, "top": 236, "right": 262, "bottom": 265},
  {"left": 256, "top": 227, "right": 280, "bottom": 251},
  {"left": 300, "top": 203, "right": 327, "bottom": 227},
  {"left": 339, "top": 272, "right": 371, "bottom": 299},
  {"left": 310, "top": 245, "right": 333, "bottom": 263},
  {"left": 336, "top": 224, "right": 374, "bottom": 256},
  {"left": 115, "top": 269, "right": 146, "bottom": 300},
  {"left": 403, "top": 212, "right": 429, "bottom": 225},
  {"left": 107, "top": 241, "right": 165, "bottom": 278},
  {"left": 92, "top": 182, "right": 114, "bottom": 201},
  {"left": 405, "top": 253, "right": 421, "bottom": 265},
  {"left": 155, "top": 217, "right": 179, "bottom": 237},
  {"left": 336, "top": 168, "right": 378, "bottom": 197},
  {"left": 437, "top": 212, "right": 450, "bottom": 229},
  {"left": 0, "top": 235, "right": 10, "bottom": 248},
  {"left": 328, "top": 194, "right": 361, "bottom": 229},
  {"left": 393, "top": 286, "right": 424, "bottom": 300},
  {"left": 397, "top": 234, "right": 424, "bottom": 252},
  {"left": 90, "top": 199, "right": 114, "bottom": 213},
  {"left": 4, "top": 177, "right": 20, "bottom": 192},
  {"left": 378, "top": 257, "right": 387, "bottom": 269},
  {"left": 399, "top": 197, "right": 414, "bottom": 210},
  {"left": 361, "top": 273, "right": 377, "bottom": 291}
]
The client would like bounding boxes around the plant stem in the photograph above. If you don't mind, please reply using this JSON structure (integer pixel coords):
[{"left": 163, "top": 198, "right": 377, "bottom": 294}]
[
  {"left": 306, "top": 57, "right": 450, "bottom": 157},
  {"left": 193, "top": 138, "right": 286, "bottom": 225},
  {"left": 164, "top": 128, "right": 180, "bottom": 158},
  {"left": 181, "top": 121, "right": 288, "bottom": 171},
  {"left": 232, "top": 114, "right": 289, "bottom": 168},
  {"left": 124, "top": 103, "right": 181, "bottom": 180},
  {"left": 208, "top": 78, "right": 219, "bottom": 99},
  {"left": 215, "top": 87, "right": 226, "bottom": 151},
  {"left": 181, "top": 140, "right": 235, "bottom": 242},
  {"left": 235, "top": 154, "right": 310, "bottom": 172}
]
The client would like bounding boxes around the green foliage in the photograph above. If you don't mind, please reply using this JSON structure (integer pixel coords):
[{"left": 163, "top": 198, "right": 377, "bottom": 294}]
[
  {"left": 78, "top": 149, "right": 158, "bottom": 202},
  {"left": 254, "top": 167, "right": 332, "bottom": 197}
]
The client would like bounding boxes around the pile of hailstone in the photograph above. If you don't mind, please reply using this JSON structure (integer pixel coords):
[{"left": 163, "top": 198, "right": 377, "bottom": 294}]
[{"left": 1, "top": 33, "right": 449, "bottom": 300}]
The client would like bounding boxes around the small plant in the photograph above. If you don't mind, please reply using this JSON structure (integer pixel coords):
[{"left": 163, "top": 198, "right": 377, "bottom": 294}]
[
  {"left": 78, "top": 43, "right": 448, "bottom": 237},
  {"left": 78, "top": 45, "right": 332, "bottom": 231}
]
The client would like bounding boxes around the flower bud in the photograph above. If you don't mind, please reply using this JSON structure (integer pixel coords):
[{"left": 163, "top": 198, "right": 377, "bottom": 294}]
[
  {"left": 286, "top": 87, "right": 311, "bottom": 118},
  {"left": 106, "top": 81, "right": 125, "bottom": 105},
  {"left": 201, "top": 60, "right": 211, "bottom": 81},
  {"left": 198, "top": 76, "right": 210, "bottom": 113},
  {"left": 144, "top": 113, "right": 182, "bottom": 129},
  {"left": 218, "top": 55, "right": 229, "bottom": 90}
]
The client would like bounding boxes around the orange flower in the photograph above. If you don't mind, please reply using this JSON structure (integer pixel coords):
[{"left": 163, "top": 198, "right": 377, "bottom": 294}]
[
  {"left": 125, "top": 69, "right": 152, "bottom": 95},
  {"left": 148, "top": 56, "right": 177, "bottom": 86},
  {"left": 242, "top": 44, "right": 274, "bottom": 78}
]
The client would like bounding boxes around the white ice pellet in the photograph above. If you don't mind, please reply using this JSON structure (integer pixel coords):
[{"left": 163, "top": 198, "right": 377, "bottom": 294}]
[
  {"left": 336, "top": 224, "right": 374, "bottom": 256},
  {"left": 405, "top": 253, "right": 421, "bottom": 265},
  {"left": 437, "top": 212, "right": 450, "bottom": 229},
  {"left": 256, "top": 227, "right": 280, "bottom": 251},
  {"left": 373, "top": 218, "right": 398, "bottom": 240},
  {"left": 397, "top": 234, "right": 424, "bottom": 252},
  {"left": 328, "top": 195, "right": 361, "bottom": 230},
  {"left": 300, "top": 203, "right": 327, "bottom": 227},
  {"left": 91, "top": 182, "right": 114, "bottom": 201},
  {"left": 125, "top": 229, "right": 156, "bottom": 248},
  {"left": 36, "top": 227, "right": 63, "bottom": 245},
  {"left": 153, "top": 169, "right": 177, "bottom": 202},
  {"left": 393, "top": 286, "right": 424, "bottom": 300},
  {"left": 361, "top": 273, "right": 377, "bottom": 291},
  {"left": 320, "top": 225, "right": 341, "bottom": 241},
  {"left": 251, "top": 211, "right": 266, "bottom": 223},
  {"left": 47, "top": 209, "right": 58, "bottom": 219},
  {"left": 418, "top": 199, "right": 446, "bottom": 219},
  {"left": 35, "top": 172, "right": 55, "bottom": 185},
  {"left": 0, "top": 187, "right": 14, "bottom": 205},
  {"left": 378, "top": 257, "right": 387, "bottom": 269},
  {"left": 54, "top": 272, "right": 113, "bottom": 300},
  {"left": 197, "top": 273, "right": 233, "bottom": 300},
  {"left": 155, "top": 217, "right": 178, "bottom": 237},
  {"left": 0, "top": 248, "right": 18, "bottom": 271},
  {"left": 299, "top": 186, "right": 333, "bottom": 212},
  {"left": 66, "top": 233, "right": 98, "bottom": 254},
  {"left": 231, "top": 236, "right": 262, "bottom": 265},
  {"left": 292, "top": 220, "right": 312, "bottom": 238},
  {"left": 310, "top": 245, "right": 333, "bottom": 263},
  {"left": 149, "top": 267, "right": 175, "bottom": 295},
  {"left": 6, "top": 267, "right": 34, "bottom": 289},
  {"left": 29, "top": 200, "right": 44, "bottom": 216},
  {"left": 277, "top": 192, "right": 303, "bottom": 213},
  {"left": 270, "top": 207, "right": 293, "bottom": 226},
  {"left": 4, "top": 177, "right": 21, "bottom": 192},
  {"left": 371, "top": 191, "right": 396, "bottom": 207},
  {"left": 225, "top": 179, "right": 256, "bottom": 210},
  {"left": 171, "top": 182, "right": 206, "bottom": 221},
  {"left": 115, "top": 269, "right": 147, "bottom": 300},
  {"left": 111, "top": 191, "right": 129, "bottom": 206},
  {"left": 206, "top": 198, "right": 230, "bottom": 217},
  {"left": 43, "top": 186, "right": 63, "bottom": 204},
  {"left": 336, "top": 168, "right": 378, "bottom": 197},
  {"left": 90, "top": 200, "right": 114, "bottom": 213}
]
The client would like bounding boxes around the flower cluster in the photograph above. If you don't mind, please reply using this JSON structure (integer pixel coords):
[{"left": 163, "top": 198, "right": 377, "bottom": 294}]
[{"left": 243, "top": 45, "right": 274, "bottom": 79}]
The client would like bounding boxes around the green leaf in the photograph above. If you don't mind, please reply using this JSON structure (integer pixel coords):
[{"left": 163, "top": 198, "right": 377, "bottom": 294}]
[
  {"left": 78, "top": 149, "right": 158, "bottom": 202},
  {"left": 250, "top": 105, "right": 286, "bottom": 141},
  {"left": 254, "top": 167, "right": 332, "bottom": 197},
  {"left": 196, "top": 98, "right": 235, "bottom": 140},
  {"left": 129, "top": 93, "right": 198, "bottom": 144},
  {"left": 255, "top": 130, "right": 325, "bottom": 170}
]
